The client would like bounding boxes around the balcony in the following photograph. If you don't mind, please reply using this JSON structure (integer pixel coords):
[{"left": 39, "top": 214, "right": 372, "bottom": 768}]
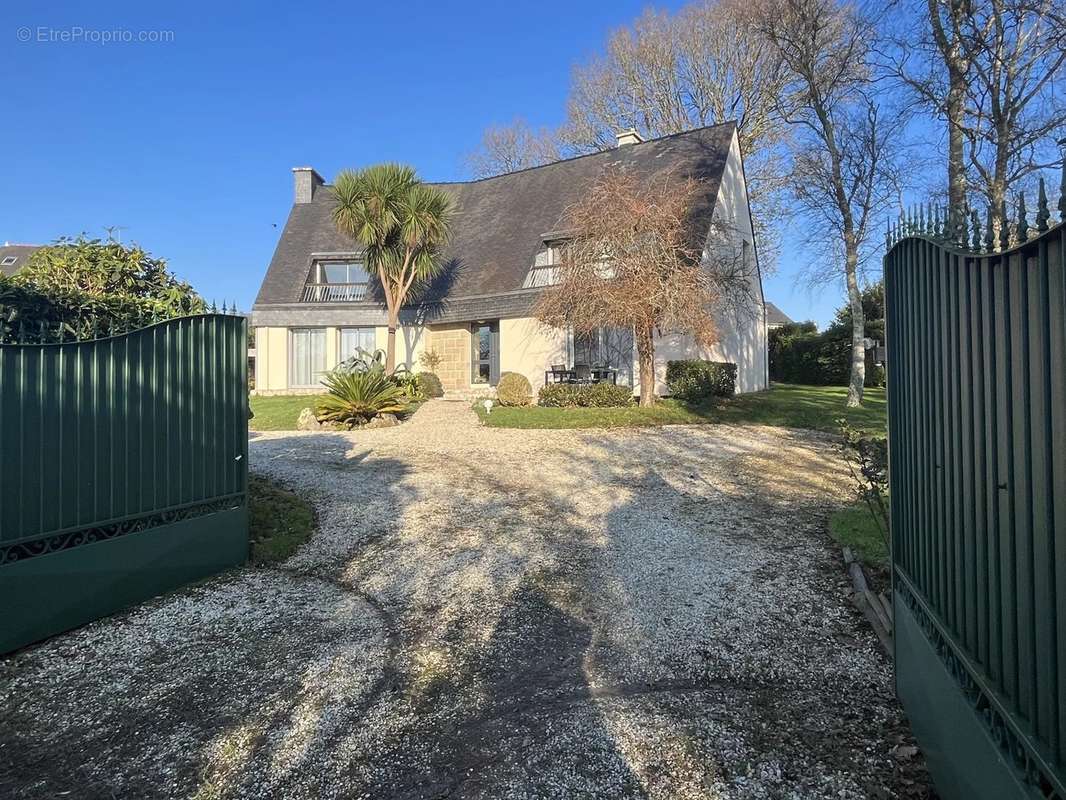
[{"left": 300, "top": 283, "right": 368, "bottom": 303}]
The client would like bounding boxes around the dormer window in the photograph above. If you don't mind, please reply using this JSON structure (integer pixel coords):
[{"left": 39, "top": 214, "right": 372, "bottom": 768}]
[
  {"left": 301, "top": 258, "right": 370, "bottom": 302},
  {"left": 522, "top": 239, "right": 568, "bottom": 288}
]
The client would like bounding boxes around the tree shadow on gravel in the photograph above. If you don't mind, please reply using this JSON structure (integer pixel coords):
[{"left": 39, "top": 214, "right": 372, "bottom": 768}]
[{"left": 382, "top": 577, "right": 648, "bottom": 800}]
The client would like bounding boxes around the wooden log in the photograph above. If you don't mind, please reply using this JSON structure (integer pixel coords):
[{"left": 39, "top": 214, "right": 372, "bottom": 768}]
[
  {"left": 852, "top": 592, "right": 894, "bottom": 655},
  {"left": 877, "top": 592, "right": 893, "bottom": 624},
  {"left": 865, "top": 588, "right": 892, "bottom": 633}
]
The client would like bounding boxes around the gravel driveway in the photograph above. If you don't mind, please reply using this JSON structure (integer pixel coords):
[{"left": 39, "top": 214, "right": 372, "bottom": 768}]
[{"left": 1, "top": 400, "right": 932, "bottom": 799}]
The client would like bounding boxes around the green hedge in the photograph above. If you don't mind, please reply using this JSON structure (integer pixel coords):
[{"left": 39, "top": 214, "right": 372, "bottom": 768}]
[
  {"left": 665, "top": 360, "right": 736, "bottom": 401},
  {"left": 538, "top": 382, "right": 634, "bottom": 407},
  {"left": 769, "top": 322, "right": 883, "bottom": 388}
]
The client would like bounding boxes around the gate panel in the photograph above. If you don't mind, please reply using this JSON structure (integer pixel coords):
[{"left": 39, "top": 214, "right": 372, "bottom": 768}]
[
  {"left": 0, "top": 313, "right": 248, "bottom": 653},
  {"left": 886, "top": 198, "right": 1066, "bottom": 799}
]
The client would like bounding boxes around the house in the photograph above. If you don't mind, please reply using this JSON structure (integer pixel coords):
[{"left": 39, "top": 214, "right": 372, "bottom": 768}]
[
  {"left": 765, "top": 302, "right": 794, "bottom": 331},
  {"left": 251, "top": 123, "right": 768, "bottom": 397},
  {"left": 0, "top": 243, "right": 41, "bottom": 277}
]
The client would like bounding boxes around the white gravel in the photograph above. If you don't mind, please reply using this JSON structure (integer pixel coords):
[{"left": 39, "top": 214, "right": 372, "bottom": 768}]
[{"left": 0, "top": 400, "right": 931, "bottom": 799}]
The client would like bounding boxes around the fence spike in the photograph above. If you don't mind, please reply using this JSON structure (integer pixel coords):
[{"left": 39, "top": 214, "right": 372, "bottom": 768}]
[
  {"left": 1036, "top": 177, "right": 1050, "bottom": 232},
  {"left": 1017, "top": 194, "right": 1029, "bottom": 242},
  {"left": 999, "top": 200, "right": 1011, "bottom": 250},
  {"left": 1060, "top": 157, "right": 1066, "bottom": 222},
  {"left": 970, "top": 209, "right": 981, "bottom": 250},
  {"left": 958, "top": 207, "right": 969, "bottom": 247},
  {"left": 984, "top": 205, "right": 995, "bottom": 252},
  {"left": 210, "top": 299, "right": 218, "bottom": 313},
  {"left": 933, "top": 205, "right": 941, "bottom": 237}
]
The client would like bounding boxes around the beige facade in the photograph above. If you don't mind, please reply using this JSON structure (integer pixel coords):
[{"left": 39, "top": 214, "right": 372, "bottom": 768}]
[
  {"left": 254, "top": 319, "right": 567, "bottom": 396},
  {"left": 254, "top": 324, "right": 425, "bottom": 394},
  {"left": 254, "top": 312, "right": 763, "bottom": 398}
]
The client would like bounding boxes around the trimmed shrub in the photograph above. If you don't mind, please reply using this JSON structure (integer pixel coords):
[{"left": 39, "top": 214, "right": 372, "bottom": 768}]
[
  {"left": 537, "top": 382, "right": 634, "bottom": 407},
  {"left": 496, "top": 371, "right": 532, "bottom": 406},
  {"left": 416, "top": 371, "right": 444, "bottom": 398},
  {"left": 665, "top": 360, "right": 736, "bottom": 401}
]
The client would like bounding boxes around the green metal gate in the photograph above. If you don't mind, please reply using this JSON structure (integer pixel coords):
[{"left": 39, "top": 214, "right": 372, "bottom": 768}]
[
  {"left": 0, "top": 313, "right": 248, "bottom": 653},
  {"left": 885, "top": 181, "right": 1065, "bottom": 799}
]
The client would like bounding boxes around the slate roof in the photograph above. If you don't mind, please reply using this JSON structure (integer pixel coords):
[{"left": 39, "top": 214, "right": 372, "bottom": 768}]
[
  {"left": 253, "top": 122, "right": 738, "bottom": 321},
  {"left": 0, "top": 244, "right": 41, "bottom": 277},
  {"left": 764, "top": 301, "right": 794, "bottom": 326}
]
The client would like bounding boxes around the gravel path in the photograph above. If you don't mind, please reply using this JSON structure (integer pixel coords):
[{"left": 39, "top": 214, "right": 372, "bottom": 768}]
[{"left": 0, "top": 400, "right": 932, "bottom": 799}]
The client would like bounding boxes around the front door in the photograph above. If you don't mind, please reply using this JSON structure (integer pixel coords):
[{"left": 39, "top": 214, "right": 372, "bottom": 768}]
[{"left": 471, "top": 321, "right": 500, "bottom": 386}]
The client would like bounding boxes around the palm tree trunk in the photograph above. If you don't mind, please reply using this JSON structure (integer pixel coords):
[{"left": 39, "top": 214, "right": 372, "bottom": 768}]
[
  {"left": 636, "top": 322, "right": 656, "bottom": 407},
  {"left": 385, "top": 309, "right": 398, "bottom": 374}
]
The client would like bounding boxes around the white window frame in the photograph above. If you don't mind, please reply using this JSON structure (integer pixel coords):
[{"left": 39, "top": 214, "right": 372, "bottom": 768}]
[
  {"left": 288, "top": 328, "right": 328, "bottom": 388},
  {"left": 338, "top": 327, "right": 377, "bottom": 363},
  {"left": 0, "top": 256, "right": 16, "bottom": 266}
]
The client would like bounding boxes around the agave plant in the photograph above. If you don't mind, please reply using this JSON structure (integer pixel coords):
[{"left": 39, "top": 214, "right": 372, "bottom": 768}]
[
  {"left": 336, "top": 347, "right": 387, "bottom": 374},
  {"left": 316, "top": 367, "right": 409, "bottom": 427}
]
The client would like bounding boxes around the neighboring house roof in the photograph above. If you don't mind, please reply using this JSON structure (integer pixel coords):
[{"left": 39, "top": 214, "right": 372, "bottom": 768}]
[
  {"left": 254, "top": 123, "right": 738, "bottom": 318},
  {"left": 765, "top": 301, "right": 793, "bottom": 327},
  {"left": 0, "top": 244, "right": 41, "bottom": 276}
]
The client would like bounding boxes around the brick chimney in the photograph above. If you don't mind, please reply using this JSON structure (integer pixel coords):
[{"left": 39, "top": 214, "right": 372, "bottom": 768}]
[
  {"left": 292, "top": 167, "right": 324, "bottom": 204},
  {"left": 615, "top": 128, "right": 644, "bottom": 147}
]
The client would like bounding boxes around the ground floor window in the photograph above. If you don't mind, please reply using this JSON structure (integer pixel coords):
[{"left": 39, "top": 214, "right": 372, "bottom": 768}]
[
  {"left": 338, "top": 327, "right": 376, "bottom": 362},
  {"left": 471, "top": 321, "right": 499, "bottom": 385},
  {"left": 571, "top": 326, "right": 634, "bottom": 386},
  {"left": 290, "top": 328, "right": 327, "bottom": 387}
]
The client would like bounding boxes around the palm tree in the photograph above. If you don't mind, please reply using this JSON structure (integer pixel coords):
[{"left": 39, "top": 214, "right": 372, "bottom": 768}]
[{"left": 331, "top": 164, "right": 453, "bottom": 373}]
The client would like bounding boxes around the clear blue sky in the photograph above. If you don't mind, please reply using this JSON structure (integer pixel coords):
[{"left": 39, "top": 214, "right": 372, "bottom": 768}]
[{"left": 3, "top": 0, "right": 857, "bottom": 327}]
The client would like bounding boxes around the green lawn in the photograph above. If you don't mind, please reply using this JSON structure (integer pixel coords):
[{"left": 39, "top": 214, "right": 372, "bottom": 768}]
[
  {"left": 475, "top": 384, "right": 886, "bottom": 433},
  {"left": 249, "top": 394, "right": 424, "bottom": 431},
  {"left": 248, "top": 474, "right": 315, "bottom": 564},
  {"left": 828, "top": 502, "right": 889, "bottom": 569},
  {"left": 250, "top": 394, "right": 328, "bottom": 431}
]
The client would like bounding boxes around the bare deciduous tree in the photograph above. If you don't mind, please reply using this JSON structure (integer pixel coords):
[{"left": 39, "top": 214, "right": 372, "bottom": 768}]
[
  {"left": 464, "top": 118, "right": 562, "bottom": 179},
  {"left": 757, "top": 0, "right": 899, "bottom": 407},
  {"left": 535, "top": 169, "right": 752, "bottom": 407},
  {"left": 557, "top": 0, "right": 791, "bottom": 267},
  {"left": 957, "top": 0, "right": 1066, "bottom": 227},
  {"left": 882, "top": 0, "right": 1066, "bottom": 229}
]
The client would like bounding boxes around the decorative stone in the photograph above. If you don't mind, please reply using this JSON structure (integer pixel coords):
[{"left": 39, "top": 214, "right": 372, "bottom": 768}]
[
  {"left": 364, "top": 413, "right": 399, "bottom": 429},
  {"left": 296, "top": 408, "right": 321, "bottom": 431}
]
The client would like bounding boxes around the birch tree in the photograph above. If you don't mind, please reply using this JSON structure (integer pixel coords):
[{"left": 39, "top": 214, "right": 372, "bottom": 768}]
[{"left": 757, "top": 0, "right": 899, "bottom": 407}]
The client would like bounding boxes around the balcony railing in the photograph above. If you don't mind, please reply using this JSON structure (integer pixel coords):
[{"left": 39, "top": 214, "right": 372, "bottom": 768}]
[{"left": 300, "top": 283, "right": 368, "bottom": 303}]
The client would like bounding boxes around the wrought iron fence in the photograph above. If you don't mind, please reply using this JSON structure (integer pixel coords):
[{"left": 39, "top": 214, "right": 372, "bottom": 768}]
[
  {"left": 886, "top": 169, "right": 1066, "bottom": 799},
  {"left": 0, "top": 310, "right": 248, "bottom": 653}
]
